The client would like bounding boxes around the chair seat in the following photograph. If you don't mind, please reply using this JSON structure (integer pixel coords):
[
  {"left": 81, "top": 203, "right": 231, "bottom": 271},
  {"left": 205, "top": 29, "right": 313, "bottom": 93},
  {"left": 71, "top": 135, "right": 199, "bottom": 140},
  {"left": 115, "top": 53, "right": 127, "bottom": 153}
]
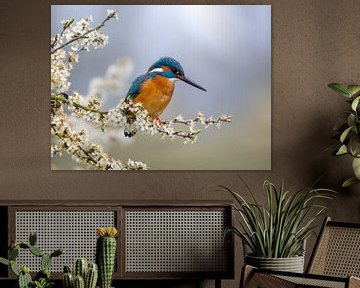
[
  {"left": 242, "top": 266, "right": 360, "bottom": 288},
  {"left": 277, "top": 274, "right": 346, "bottom": 288}
]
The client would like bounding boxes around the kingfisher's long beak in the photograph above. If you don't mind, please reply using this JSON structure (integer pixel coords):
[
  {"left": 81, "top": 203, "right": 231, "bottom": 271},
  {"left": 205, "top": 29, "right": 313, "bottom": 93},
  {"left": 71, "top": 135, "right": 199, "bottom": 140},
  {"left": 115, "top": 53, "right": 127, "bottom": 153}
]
[{"left": 177, "top": 75, "right": 207, "bottom": 92}]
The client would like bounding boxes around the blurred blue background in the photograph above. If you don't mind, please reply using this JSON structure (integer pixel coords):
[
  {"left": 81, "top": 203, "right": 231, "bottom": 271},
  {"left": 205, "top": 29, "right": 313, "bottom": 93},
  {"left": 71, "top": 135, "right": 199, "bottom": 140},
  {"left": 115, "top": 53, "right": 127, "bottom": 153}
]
[{"left": 51, "top": 5, "right": 271, "bottom": 170}]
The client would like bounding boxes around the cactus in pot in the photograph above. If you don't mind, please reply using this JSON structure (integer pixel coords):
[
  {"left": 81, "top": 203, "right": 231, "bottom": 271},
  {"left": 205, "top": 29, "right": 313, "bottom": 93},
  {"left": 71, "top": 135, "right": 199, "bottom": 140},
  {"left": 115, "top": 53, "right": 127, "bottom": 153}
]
[
  {"left": 62, "top": 260, "right": 98, "bottom": 288},
  {"left": 73, "top": 275, "right": 85, "bottom": 288},
  {"left": 96, "top": 227, "right": 118, "bottom": 288},
  {"left": 85, "top": 262, "right": 98, "bottom": 288},
  {"left": 74, "top": 258, "right": 88, "bottom": 280},
  {"left": 0, "top": 232, "right": 64, "bottom": 288},
  {"left": 62, "top": 266, "right": 74, "bottom": 288},
  {"left": 19, "top": 266, "right": 32, "bottom": 288}
]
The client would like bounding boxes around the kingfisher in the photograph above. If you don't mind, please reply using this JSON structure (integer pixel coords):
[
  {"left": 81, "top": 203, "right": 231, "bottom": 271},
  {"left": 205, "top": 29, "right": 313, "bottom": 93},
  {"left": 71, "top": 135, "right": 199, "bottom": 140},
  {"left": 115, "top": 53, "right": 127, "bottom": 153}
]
[{"left": 124, "top": 57, "right": 206, "bottom": 137}]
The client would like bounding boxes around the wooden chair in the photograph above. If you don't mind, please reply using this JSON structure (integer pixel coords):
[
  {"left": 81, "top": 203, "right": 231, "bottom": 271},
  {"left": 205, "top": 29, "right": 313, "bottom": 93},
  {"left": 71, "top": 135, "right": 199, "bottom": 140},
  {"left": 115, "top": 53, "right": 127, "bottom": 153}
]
[{"left": 241, "top": 217, "right": 360, "bottom": 288}]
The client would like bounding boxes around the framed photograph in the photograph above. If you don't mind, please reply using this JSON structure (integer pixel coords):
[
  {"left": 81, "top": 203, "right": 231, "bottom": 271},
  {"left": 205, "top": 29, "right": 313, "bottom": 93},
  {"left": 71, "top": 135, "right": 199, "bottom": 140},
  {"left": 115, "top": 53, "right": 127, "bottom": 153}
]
[{"left": 51, "top": 5, "right": 271, "bottom": 170}]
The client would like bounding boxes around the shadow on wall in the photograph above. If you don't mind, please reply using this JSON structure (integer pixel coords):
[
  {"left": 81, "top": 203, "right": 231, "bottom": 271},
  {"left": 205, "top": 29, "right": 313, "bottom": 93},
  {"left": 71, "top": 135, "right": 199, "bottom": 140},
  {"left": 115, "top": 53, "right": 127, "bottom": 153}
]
[
  {"left": 302, "top": 113, "right": 360, "bottom": 222},
  {"left": 278, "top": 106, "right": 356, "bottom": 193}
]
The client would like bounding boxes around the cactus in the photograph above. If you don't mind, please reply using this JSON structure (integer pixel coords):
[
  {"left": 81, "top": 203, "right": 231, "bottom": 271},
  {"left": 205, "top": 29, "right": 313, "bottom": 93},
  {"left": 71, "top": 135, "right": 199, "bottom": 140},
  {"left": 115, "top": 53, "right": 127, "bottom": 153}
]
[
  {"left": 74, "top": 275, "right": 85, "bottom": 288},
  {"left": 62, "top": 265, "right": 74, "bottom": 288},
  {"left": 10, "top": 260, "right": 20, "bottom": 276},
  {"left": 41, "top": 253, "right": 52, "bottom": 270},
  {"left": 21, "top": 265, "right": 30, "bottom": 274},
  {"left": 64, "top": 265, "right": 72, "bottom": 273},
  {"left": 51, "top": 248, "right": 64, "bottom": 257},
  {"left": 85, "top": 263, "right": 98, "bottom": 288},
  {"left": 96, "top": 227, "right": 118, "bottom": 288},
  {"left": 63, "top": 260, "right": 98, "bottom": 288},
  {"left": 29, "top": 232, "right": 37, "bottom": 246},
  {"left": 0, "top": 232, "right": 64, "bottom": 288},
  {"left": 63, "top": 272, "right": 74, "bottom": 288},
  {"left": 0, "top": 257, "right": 9, "bottom": 266},
  {"left": 9, "top": 246, "right": 19, "bottom": 260},
  {"left": 19, "top": 270, "right": 32, "bottom": 288},
  {"left": 35, "top": 268, "right": 50, "bottom": 281},
  {"left": 74, "top": 258, "right": 88, "bottom": 279},
  {"left": 19, "top": 243, "right": 30, "bottom": 249},
  {"left": 29, "top": 245, "right": 44, "bottom": 257}
]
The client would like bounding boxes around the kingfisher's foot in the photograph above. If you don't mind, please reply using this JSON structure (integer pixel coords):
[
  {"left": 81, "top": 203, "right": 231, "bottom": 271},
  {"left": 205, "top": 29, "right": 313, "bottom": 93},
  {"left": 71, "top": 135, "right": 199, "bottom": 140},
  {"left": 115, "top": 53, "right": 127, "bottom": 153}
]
[{"left": 155, "top": 117, "right": 164, "bottom": 126}]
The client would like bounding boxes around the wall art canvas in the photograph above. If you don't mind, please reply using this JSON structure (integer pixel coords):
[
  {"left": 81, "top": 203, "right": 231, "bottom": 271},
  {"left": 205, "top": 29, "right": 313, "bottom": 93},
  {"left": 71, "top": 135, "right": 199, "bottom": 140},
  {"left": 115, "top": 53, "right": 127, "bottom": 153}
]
[{"left": 51, "top": 5, "right": 271, "bottom": 170}]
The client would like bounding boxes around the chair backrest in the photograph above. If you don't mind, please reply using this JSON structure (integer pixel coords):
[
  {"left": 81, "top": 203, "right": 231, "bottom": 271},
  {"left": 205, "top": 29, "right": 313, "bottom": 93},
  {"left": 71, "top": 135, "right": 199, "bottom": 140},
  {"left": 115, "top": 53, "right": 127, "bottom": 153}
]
[{"left": 307, "top": 217, "right": 360, "bottom": 277}]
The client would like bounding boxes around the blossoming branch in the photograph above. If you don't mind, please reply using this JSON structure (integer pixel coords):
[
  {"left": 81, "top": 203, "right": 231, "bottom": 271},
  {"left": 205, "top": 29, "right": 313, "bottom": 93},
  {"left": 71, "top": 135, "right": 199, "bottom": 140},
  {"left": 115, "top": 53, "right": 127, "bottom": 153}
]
[{"left": 50, "top": 10, "right": 232, "bottom": 170}]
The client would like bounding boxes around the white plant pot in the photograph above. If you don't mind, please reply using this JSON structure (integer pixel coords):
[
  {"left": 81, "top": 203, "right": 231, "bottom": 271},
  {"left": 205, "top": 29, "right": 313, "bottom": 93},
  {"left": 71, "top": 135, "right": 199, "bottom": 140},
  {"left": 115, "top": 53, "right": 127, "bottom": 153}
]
[{"left": 245, "top": 254, "right": 305, "bottom": 273}]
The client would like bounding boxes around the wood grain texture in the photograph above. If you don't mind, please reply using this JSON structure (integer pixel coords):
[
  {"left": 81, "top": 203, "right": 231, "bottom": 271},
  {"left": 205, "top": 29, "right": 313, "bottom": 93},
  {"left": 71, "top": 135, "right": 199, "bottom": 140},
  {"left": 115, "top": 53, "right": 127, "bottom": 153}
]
[{"left": 1, "top": 1, "right": 360, "bottom": 287}]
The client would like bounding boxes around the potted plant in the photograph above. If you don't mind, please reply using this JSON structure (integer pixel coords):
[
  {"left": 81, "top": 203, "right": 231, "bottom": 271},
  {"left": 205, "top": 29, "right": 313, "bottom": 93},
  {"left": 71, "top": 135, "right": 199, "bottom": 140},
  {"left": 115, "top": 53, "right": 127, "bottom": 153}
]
[
  {"left": 328, "top": 83, "right": 360, "bottom": 187},
  {"left": 61, "top": 227, "right": 117, "bottom": 288},
  {"left": 62, "top": 258, "right": 98, "bottom": 288},
  {"left": 0, "top": 232, "right": 64, "bottom": 288},
  {"left": 220, "top": 179, "right": 334, "bottom": 273},
  {"left": 96, "top": 227, "right": 118, "bottom": 288}
]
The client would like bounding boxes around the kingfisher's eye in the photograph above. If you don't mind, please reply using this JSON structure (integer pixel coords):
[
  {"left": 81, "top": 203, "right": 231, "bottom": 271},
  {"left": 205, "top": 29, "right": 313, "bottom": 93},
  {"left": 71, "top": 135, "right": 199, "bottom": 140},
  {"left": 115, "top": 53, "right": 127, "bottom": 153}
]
[{"left": 171, "top": 68, "right": 183, "bottom": 76}]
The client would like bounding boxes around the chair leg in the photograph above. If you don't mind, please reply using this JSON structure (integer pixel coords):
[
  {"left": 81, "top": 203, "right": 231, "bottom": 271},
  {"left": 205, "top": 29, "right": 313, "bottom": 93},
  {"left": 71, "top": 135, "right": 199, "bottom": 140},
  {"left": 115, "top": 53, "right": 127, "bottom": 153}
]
[{"left": 240, "top": 265, "right": 255, "bottom": 288}]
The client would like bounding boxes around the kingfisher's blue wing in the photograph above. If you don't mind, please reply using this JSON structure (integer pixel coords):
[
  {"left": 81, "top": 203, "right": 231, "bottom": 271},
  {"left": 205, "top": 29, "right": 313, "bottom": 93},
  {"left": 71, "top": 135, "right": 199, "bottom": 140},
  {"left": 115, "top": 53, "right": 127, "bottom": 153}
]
[{"left": 125, "top": 73, "right": 153, "bottom": 101}]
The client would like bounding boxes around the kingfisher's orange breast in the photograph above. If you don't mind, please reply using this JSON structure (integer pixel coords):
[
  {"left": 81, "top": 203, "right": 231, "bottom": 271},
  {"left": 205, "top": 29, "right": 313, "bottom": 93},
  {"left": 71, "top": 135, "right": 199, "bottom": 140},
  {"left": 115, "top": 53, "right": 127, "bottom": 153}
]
[{"left": 133, "top": 75, "right": 175, "bottom": 119}]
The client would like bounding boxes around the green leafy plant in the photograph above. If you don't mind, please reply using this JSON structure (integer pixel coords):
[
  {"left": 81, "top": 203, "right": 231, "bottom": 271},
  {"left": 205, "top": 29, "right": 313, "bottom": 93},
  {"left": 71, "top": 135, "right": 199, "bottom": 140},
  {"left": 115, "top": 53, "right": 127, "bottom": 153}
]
[
  {"left": 328, "top": 83, "right": 360, "bottom": 187},
  {"left": 33, "top": 278, "right": 54, "bottom": 288},
  {"left": 220, "top": 179, "right": 334, "bottom": 258},
  {"left": 0, "top": 232, "right": 63, "bottom": 288}
]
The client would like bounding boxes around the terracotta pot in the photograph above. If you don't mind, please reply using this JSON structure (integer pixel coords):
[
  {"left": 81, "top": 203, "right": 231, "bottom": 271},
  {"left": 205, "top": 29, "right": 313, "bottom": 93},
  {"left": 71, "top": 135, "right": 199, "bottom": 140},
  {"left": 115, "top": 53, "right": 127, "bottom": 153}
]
[{"left": 245, "top": 254, "right": 304, "bottom": 273}]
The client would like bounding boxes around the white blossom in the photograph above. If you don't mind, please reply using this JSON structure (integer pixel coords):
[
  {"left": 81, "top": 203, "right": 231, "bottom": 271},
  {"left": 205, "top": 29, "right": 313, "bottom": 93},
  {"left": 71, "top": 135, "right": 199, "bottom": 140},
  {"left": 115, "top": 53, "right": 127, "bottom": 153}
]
[
  {"left": 88, "top": 58, "right": 134, "bottom": 97},
  {"left": 51, "top": 49, "right": 72, "bottom": 92},
  {"left": 51, "top": 12, "right": 113, "bottom": 55},
  {"left": 51, "top": 106, "right": 147, "bottom": 170},
  {"left": 107, "top": 9, "right": 119, "bottom": 20},
  {"left": 68, "top": 51, "right": 79, "bottom": 63}
]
